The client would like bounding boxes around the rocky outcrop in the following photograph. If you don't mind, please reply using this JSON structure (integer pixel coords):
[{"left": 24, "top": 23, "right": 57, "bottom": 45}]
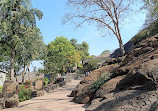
[
  {"left": 111, "top": 20, "right": 158, "bottom": 58},
  {"left": 86, "top": 34, "right": 158, "bottom": 111},
  {"left": 2, "top": 80, "right": 19, "bottom": 109},
  {"left": 111, "top": 34, "right": 158, "bottom": 90},
  {"left": 5, "top": 94, "right": 19, "bottom": 108},
  {"left": 70, "top": 65, "right": 117, "bottom": 104},
  {"left": 35, "top": 79, "right": 43, "bottom": 90},
  {"left": 87, "top": 90, "right": 158, "bottom": 111},
  {"left": 95, "top": 75, "right": 125, "bottom": 98}
]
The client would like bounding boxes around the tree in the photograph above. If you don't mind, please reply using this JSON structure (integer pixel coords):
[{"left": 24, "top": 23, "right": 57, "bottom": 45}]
[
  {"left": 142, "top": 0, "right": 158, "bottom": 24},
  {"left": 44, "top": 37, "right": 82, "bottom": 75},
  {"left": 70, "top": 39, "right": 89, "bottom": 64},
  {"left": 0, "top": 0, "right": 43, "bottom": 80},
  {"left": 101, "top": 50, "right": 110, "bottom": 55},
  {"left": 16, "top": 27, "right": 45, "bottom": 83},
  {"left": 70, "top": 38, "right": 77, "bottom": 46},
  {"left": 65, "top": 0, "right": 136, "bottom": 56},
  {"left": 82, "top": 58, "right": 98, "bottom": 72}
]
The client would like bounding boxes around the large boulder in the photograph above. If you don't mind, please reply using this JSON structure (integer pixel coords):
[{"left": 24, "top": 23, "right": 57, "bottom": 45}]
[
  {"left": 2, "top": 80, "right": 19, "bottom": 98},
  {"left": 116, "top": 58, "right": 158, "bottom": 91},
  {"left": 2, "top": 80, "right": 19, "bottom": 109},
  {"left": 70, "top": 65, "right": 118, "bottom": 104},
  {"left": 5, "top": 94, "right": 19, "bottom": 108},
  {"left": 86, "top": 90, "right": 158, "bottom": 111},
  {"left": 35, "top": 79, "right": 43, "bottom": 90},
  {"left": 95, "top": 75, "right": 125, "bottom": 98}
]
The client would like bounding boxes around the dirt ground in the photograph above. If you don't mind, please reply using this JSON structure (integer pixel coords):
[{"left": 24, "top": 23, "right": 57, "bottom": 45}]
[{"left": 3, "top": 80, "right": 87, "bottom": 111}]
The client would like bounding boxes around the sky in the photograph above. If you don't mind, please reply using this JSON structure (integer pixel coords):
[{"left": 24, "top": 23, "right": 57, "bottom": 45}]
[{"left": 30, "top": 0, "right": 147, "bottom": 71}]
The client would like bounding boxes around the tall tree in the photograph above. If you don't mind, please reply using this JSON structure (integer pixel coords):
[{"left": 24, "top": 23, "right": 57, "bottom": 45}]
[
  {"left": 16, "top": 27, "right": 45, "bottom": 83},
  {"left": 0, "top": 0, "right": 42, "bottom": 80},
  {"left": 44, "top": 37, "right": 82, "bottom": 75},
  {"left": 65, "top": 0, "right": 136, "bottom": 56}
]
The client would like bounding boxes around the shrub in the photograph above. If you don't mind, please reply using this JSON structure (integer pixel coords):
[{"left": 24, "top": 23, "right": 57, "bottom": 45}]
[
  {"left": 44, "top": 77, "right": 49, "bottom": 86},
  {"left": 24, "top": 80, "right": 32, "bottom": 86},
  {"left": 91, "top": 73, "right": 111, "bottom": 92},
  {"left": 18, "top": 85, "right": 32, "bottom": 102}
]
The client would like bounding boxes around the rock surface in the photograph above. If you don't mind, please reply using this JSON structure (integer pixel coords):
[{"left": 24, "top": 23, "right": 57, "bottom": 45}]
[
  {"left": 2, "top": 80, "right": 19, "bottom": 109},
  {"left": 70, "top": 65, "right": 117, "bottom": 104},
  {"left": 86, "top": 34, "right": 158, "bottom": 111},
  {"left": 87, "top": 90, "right": 158, "bottom": 111},
  {"left": 95, "top": 75, "right": 125, "bottom": 98},
  {"left": 35, "top": 79, "right": 43, "bottom": 90},
  {"left": 5, "top": 94, "right": 19, "bottom": 108}
]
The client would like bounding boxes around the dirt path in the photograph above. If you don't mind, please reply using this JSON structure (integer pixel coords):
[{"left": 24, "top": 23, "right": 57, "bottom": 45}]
[{"left": 3, "top": 80, "right": 87, "bottom": 111}]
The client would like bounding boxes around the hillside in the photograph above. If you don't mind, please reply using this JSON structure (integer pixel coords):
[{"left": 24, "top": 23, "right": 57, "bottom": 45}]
[{"left": 111, "top": 20, "right": 158, "bottom": 58}]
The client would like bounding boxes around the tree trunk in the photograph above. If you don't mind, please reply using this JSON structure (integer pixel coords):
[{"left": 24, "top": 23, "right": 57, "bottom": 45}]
[
  {"left": 10, "top": 50, "right": 15, "bottom": 80},
  {"left": 116, "top": 23, "right": 125, "bottom": 56},
  {"left": 27, "top": 64, "right": 31, "bottom": 81},
  {"left": 14, "top": 73, "right": 19, "bottom": 83},
  {"left": 118, "top": 36, "right": 125, "bottom": 56},
  {"left": 22, "top": 64, "right": 25, "bottom": 84}
]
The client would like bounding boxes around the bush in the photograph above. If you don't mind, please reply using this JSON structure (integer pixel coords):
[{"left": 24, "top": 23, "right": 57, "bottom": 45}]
[
  {"left": 18, "top": 85, "right": 32, "bottom": 102},
  {"left": 44, "top": 77, "right": 49, "bottom": 86},
  {"left": 76, "top": 69, "right": 84, "bottom": 74},
  {"left": 91, "top": 73, "right": 111, "bottom": 92},
  {"left": 24, "top": 80, "right": 32, "bottom": 85}
]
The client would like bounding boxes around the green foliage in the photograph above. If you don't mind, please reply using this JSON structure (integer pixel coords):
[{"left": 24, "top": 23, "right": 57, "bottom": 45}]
[
  {"left": 76, "top": 69, "right": 84, "bottom": 74},
  {"left": 88, "top": 59, "right": 98, "bottom": 70},
  {"left": 82, "top": 58, "right": 98, "bottom": 72},
  {"left": 18, "top": 85, "right": 32, "bottom": 102},
  {"left": 70, "top": 39, "right": 89, "bottom": 64},
  {"left": 44, "top": 77, "right": 50, "bottom": 86},
  {"left": 44, "top": 37, "right": 82, "bottom": 74},
  {"left": 0, "top": 0, "right": 44, "bottom": 78},
  {"left": 101, "top": 50, "right": 110, "bottom": 55},
  {"left": 91, "top": 73, "right": 111, "bottom": 92},
  {"left": 143, "top": 0, "right": 158, "bottom": 21},
  {"left": 70, "top": 38, "right": 77, "bottom": 46},
  {"left": 131, "top": 20, "right": 158, "bottom": 44}
]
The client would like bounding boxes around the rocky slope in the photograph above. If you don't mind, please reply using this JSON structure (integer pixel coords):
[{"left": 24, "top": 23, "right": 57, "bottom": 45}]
[
  {"left": 70, "top": 65, "right": 117, "bottom": 104},
  {"left": 86, "top": 34, "right": 158, "bottom": 111},
  {"left": 111, "top": 20, "right": 158, "bottom": 58}
]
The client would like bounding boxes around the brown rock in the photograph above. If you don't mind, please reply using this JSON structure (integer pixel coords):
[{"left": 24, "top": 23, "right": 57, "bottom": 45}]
[
  {"left": 71, "top": 65, "right": 118, "bottom": 104},
  {"left": 116, "top": 58, "right": 158, "bottom": 91},
  {"left": 5, "top": 94, "right": 19, "bottom": 108},
  {"left": 95, "top": 75, "right": 125, "bottom": 98},
  {"left": 86, "top": 90, "right": 158, "bottom": 111},
  {"left": 2, "top": 80, "right": 19, "bottom": 98},
  {"left": 35, "top": 79, "right": 43, "bottom": 90}
]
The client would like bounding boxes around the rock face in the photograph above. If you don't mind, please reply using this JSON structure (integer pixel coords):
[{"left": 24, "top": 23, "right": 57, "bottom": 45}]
[
  {"left": 86, "top": 34, "right": 158, "bottom": 111},
  {"left": 95, "top": 75, "right": 125, "bottom": 98},
  {"left": 70, "top": 65, "right": 117, "bottom": 104},
  {"left": 35, "top": 79, "right": 43, "bottom": 90},
  {"left": 5, "top": 94, "right": 19, "bottom": 108},
  {"left": 2, "top": 80, "right": 19, "bottom": 108},
  {"left": 87, "top": 90, "right": 158, "bottom": 111},
  {"left": 110, "top": 21, "right": 158, "bottom": 58},
  {"left": 112, "top": 34, "right": 158, "bottom": 90}
]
